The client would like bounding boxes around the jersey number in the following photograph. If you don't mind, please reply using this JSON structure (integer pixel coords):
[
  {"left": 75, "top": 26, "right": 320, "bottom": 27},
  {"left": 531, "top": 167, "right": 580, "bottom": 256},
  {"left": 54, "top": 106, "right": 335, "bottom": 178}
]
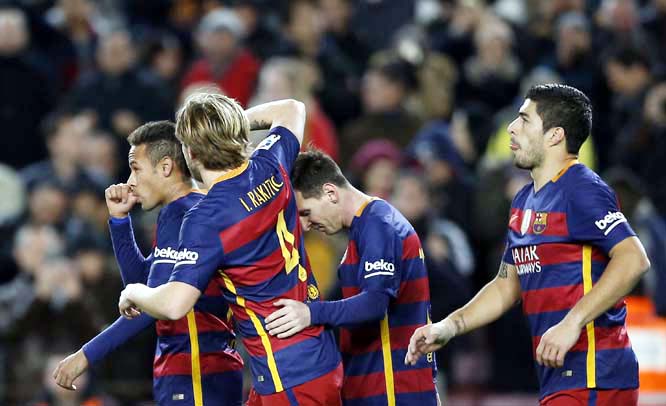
[{"left": 276, "top": 210, "right": 300, "bottom": 274}]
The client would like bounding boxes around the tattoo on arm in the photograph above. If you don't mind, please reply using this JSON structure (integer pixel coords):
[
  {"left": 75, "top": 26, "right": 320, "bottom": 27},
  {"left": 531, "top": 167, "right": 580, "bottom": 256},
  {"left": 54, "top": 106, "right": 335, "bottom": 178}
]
[
  {"left": 498, "top": 262, "right": 508, "bottom": 279},
  {"left": 453, "top": 315, "right": 466, "bottom": 335},
  {"left": 249, "top": 119, "right": 271, "bottom": 131}
]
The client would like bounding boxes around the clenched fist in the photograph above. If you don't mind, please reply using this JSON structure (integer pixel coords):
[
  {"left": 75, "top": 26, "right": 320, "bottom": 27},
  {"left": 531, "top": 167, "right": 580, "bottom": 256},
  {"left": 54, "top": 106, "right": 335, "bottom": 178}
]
[{"left": 105, "top": 183, "right": 138, "bottom": 218}]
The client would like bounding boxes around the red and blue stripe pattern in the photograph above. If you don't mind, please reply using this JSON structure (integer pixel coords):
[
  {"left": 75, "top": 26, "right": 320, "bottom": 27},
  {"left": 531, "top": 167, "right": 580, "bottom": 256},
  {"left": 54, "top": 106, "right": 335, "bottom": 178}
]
[
  {"left": 169, "top": 128, "right": 340, "bottom": 396},
  {"left": 504, "top": 163, "right": 638, "bottom": 400},
  {"left": 150, "top": 192, "right": 243, "bottom": 406},
  {"left": 338, "top": 200, "right": 438, "bottom": 406}
]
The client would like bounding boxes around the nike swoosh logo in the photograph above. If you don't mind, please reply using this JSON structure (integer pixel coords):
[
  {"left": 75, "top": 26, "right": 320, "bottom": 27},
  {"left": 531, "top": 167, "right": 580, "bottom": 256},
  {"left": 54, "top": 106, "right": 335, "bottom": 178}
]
[{"left": 509, "top": 214, "right": 519, "bottom": 224}]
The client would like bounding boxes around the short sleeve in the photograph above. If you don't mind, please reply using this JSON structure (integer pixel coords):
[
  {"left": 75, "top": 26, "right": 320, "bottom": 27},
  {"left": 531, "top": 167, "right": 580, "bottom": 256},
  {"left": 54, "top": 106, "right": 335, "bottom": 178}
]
[
  {"left": 357, "top": 220, "right": 402, "bottom": 298},
  {"left": 253, "top": 126, "right": 300, "bottom": 173},
  {"left": 168, "top": 214, "right": 224, "bottom": 292},
  {"left": 567, "top": 182, "right": 636, "bottom": 254}
]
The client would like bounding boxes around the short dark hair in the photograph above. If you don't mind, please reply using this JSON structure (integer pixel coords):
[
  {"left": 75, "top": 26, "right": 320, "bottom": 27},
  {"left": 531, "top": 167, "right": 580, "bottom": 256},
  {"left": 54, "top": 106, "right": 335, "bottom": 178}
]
[
  {"left": 128, "top": 121, "right": 191, "bottom": 179},
  {"left": 292, "top": 150, "right": 349, "bottom": 198},
  {"left": 526, "top": 84, "right": 592, "bottom": 155}
]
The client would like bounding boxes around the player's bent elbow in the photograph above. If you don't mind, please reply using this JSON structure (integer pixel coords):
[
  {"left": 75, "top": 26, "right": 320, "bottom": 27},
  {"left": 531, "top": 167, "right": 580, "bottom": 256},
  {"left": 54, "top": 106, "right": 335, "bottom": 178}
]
[
  {"left": 283, "top": 99, "right": 306, "bottom": 121},
  {"left": 626, "top": 245, "right": 651, "bottom": 277},
  {"left": 284, "top": 99, "right": 306, "bottom": 117},
  {"left": 637, "top": 253, "right": 651, "bottom": 275},
  {"left": 164, "top": 300, "right": 192, "bottom": 321}
]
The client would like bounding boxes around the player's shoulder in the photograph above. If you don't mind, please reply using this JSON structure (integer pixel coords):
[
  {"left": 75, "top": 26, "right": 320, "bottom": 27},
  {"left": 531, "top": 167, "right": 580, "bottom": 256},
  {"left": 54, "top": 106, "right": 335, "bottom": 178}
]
[
  {"left": 180, "top": 192, "right": 221, "bottom": 230},
  {"left": 161, "top": 191, "right": 204, "bottom": 220},
  {"left": 178, "top": 190, "right": 206, "bottom": 212},
  {"left": 358, "top": 199, "right": 412, "bottom": 240},
  {"left": 559, "top": 164, "right": 614, "bottom": 198}
]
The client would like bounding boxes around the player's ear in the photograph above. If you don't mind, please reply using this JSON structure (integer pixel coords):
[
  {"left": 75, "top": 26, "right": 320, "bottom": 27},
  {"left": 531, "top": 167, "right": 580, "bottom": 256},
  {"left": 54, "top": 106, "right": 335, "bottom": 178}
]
[
  {"left": 548, "top": 127, "right": 566, "bottom": 147},
  {"left": 160, "top": 156, "right": 174, "bottom": 177},
  {"left": 322, "top": 183, "right": 338, "bottom": 203}
]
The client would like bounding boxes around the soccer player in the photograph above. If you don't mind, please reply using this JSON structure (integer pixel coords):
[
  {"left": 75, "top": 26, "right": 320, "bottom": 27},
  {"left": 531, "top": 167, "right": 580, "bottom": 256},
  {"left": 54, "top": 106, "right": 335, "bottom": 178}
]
[
  {"left": 263, "top": 150, "right": 439, "bottom": 406},
  {"left": 406, "top": 84, "right": 651, "bottom": 406},
  {"left": 117, "top": 96, "right": 343, "bottom": 406},
  {"left": 52, "top": 121, "right": 243, "bottom": 405}
]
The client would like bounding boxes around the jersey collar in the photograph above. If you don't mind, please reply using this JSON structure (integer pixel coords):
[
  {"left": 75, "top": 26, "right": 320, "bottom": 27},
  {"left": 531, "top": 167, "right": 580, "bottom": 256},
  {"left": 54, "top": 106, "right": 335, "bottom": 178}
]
[
  {"left": 355, "top": 197, "right": 379, "bottom": 217},
  {"left": 211, "top": 160, "right": 250, "bottom": 187},
  {"left": 551, "top": 159, "right": 579, "bottom": 183}
]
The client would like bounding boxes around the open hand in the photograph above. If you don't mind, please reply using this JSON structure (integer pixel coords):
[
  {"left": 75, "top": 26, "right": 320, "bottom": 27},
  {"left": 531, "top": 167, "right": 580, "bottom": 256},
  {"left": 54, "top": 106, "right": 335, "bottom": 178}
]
[{"left": 265, "top": 299, "right": 311, "bottom": 338}]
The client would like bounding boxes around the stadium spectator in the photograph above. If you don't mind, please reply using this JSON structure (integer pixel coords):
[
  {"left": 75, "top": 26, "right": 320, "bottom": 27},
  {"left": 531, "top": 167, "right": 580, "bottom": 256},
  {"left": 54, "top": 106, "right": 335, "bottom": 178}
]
[
  {"left": 0, "top": 7, "right": 54, "bottom": 169},
  {"left": 181, "top": 8, "right": 260, "bottom": 107},
  {"left": 21, "top": 111, "right": 96, "bottom": 193},
  {"left": 341, "top": 58, "right": 422, "bottom": 165},
  {"left": 252, "top": 57, "right": 339, "bottom": 161},
  {"left": 65, "top": 28, "right": 172, "bottom": 139}
]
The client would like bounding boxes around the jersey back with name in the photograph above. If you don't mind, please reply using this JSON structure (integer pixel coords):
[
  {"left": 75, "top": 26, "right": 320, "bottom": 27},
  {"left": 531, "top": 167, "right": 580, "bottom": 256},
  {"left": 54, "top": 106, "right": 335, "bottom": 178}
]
[
  {"left": 338, "top": 199, "right": 438, "bottom": 406},
  {"left": 502, "top": 162, "right": 639, "bottom": 399},
  {"left": 169, "top": 127, "right": 340, "bottom": 395},
  {"left": 148, "top": 191, "right": 243, "bottom": 405}
]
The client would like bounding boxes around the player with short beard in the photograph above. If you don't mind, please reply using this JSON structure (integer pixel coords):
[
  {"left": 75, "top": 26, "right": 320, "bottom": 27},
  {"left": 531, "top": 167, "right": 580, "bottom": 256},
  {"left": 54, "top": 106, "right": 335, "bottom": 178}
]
[{"left": 406, "top": 84, "right": 650, "bottom": 406}]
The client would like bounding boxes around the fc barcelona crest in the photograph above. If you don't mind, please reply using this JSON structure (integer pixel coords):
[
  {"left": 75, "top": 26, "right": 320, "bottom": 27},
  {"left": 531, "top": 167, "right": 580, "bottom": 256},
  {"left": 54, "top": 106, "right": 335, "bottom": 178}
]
[
  {"left": 307, "top": 284, "right": 320, "bottom": 300},
  {"left": 533, "top": 212, "right": 548, "bottom": 234}
]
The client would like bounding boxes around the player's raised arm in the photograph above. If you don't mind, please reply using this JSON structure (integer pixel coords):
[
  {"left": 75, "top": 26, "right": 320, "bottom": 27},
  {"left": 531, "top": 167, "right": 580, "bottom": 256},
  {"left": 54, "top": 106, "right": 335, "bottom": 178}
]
[
  {"left": 245, "top": 99, "right": 306, "bottom": 145},
  {"left": 405, "top": 260, "right": 521, "bottom": 365},
  {"left": 106, "top": 183, "right": 149, "bottom": 286}
]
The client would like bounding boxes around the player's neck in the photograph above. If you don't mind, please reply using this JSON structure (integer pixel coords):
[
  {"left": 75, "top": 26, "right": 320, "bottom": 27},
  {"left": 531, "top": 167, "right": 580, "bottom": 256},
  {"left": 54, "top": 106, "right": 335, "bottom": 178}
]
[
  {"left": 200, "top": 168, "right": 227, "bottom": 189},
  {"left": 531, "top": 154, "right": 578, "bottom": 192},
  {"left": 343, "top": 187, "right": 373, "bottom": 228},
  {"left": 198, "top": 159, "right": 250, "bottom": 188},
  {"left": 164, "top": 181, "right": 194, "bottom": 205}
]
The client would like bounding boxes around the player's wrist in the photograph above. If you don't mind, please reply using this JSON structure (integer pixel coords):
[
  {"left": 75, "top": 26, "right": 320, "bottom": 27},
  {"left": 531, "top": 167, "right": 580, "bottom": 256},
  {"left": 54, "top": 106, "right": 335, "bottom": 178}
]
[
  {"left": 109, "top": 211, "right": 129, "bottom": 220},
  {"left": 440, "top": 318, "right": 458, "bottom": 339},
  {"left": 75, "top": 349, "right": 89, "bottom": 368},
  {"left": 306, "top": 301, "right": 323, "bottom": 325},
  {"left": 562, "top": 311, "right": 585, "bottom": 330}
]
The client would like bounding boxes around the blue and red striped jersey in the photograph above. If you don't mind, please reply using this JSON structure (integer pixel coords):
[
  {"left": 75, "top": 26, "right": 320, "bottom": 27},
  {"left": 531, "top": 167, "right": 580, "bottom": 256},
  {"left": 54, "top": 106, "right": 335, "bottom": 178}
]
[
  {"left": 150, "top": 192, "right": 243, "bottom": 405},
  {"left": 502, "top": 161, "right": 639, "bottom": 399},
  {"left": 338, "top": 198, "right": 438, "bottom": 406},
  {"left": 169, "top": 127, "right": 340, "bottom": 395}
]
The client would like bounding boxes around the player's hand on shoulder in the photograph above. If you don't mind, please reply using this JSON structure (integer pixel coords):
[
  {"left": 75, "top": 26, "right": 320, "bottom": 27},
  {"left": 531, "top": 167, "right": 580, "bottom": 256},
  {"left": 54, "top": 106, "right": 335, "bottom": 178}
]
[
  {"left": 265, "top": 299, "right": 311, "bottom": 339},
  {"left": 105, "top": 183, "right": 138, "bottom": 219},
  {"left": 405, "top": 319, "right": 456, "bottom": 366},
  {"left": 53, "top": 349, "right": 89, "bottom": 391}
]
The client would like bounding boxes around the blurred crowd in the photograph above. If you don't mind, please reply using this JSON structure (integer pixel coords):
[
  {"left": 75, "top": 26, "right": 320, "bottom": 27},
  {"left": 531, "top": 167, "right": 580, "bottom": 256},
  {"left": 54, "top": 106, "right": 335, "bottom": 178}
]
[{"left": 1, "top": 0, "right": 666, "bottom": 404}]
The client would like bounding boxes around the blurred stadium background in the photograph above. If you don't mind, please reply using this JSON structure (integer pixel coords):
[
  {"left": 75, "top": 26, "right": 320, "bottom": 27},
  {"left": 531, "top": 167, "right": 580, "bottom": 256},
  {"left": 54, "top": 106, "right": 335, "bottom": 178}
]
[{"left": 0, "top": 0, "right": 665, "bottom": 405}]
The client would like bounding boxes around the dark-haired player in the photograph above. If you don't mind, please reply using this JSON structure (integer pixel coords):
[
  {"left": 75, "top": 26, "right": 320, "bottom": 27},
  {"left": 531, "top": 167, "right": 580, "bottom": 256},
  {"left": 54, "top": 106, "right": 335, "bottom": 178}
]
[
  {"left": 406, "top": 84, "right": 650, "bottom": 406},
  {"left": 53, "top": 121, "right": 243, "bottom": 406},
  {"left": 264, "top": 150, "right": 439, "bottom": 406}
]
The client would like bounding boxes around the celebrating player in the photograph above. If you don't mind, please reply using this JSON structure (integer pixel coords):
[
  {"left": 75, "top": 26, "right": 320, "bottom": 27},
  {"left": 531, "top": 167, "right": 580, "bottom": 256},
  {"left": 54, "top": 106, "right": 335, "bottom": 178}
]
[
  {"left": 53, "top": 121, "right": 243, "bottom": 405},
  {"left": 406, "top": 84, "right": 650, "bottom": 406},
  {"left": 117, "top": 96, "right": 343, "bottom": 406},
  {"left": 264, "top": 150, "right": 439, "bottom": 406}
]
